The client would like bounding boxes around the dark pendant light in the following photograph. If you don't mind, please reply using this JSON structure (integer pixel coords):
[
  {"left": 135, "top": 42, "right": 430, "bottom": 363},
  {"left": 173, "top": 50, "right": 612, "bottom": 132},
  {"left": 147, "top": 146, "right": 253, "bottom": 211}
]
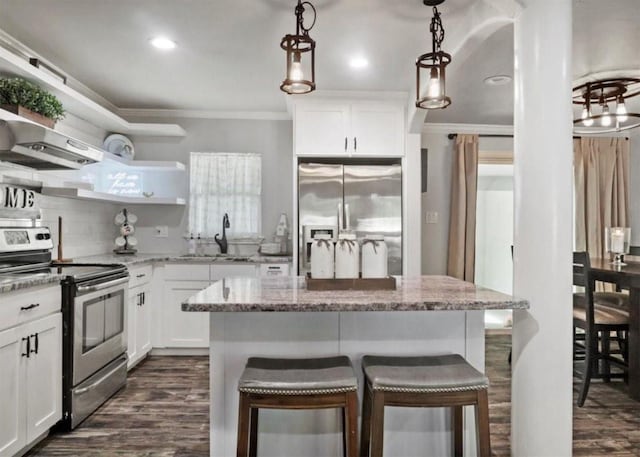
[
  {"left": 280, "top": 0, "right": 317, "bottom": 95},
  {"left": 573, "top": 78, "right": 640, "bottom": 133},
  {"left": 416, "top": 0, "right": 451, "bottom": 109}
]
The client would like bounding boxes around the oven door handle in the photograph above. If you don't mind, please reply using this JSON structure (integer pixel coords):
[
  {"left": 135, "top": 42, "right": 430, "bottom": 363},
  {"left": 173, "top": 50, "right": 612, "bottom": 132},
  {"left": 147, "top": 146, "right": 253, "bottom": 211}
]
[{"left": 76, "top": 277, "right": 129, "bottom": 294}]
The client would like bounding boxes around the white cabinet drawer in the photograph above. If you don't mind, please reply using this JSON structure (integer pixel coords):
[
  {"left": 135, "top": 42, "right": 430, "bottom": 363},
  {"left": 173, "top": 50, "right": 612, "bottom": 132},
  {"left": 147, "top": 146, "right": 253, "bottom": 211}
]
[
  {"left": 164, "top": 264, "right": 210, "bottom": 281},
  {"left": 128, "top": 265, "right": 152, "bottom": 288},
  {"left": 259, "top": 263, "right": 290, "bottom": 276},
  {"left": 0, "top": 285, "right": 61, "bottom": 331}
]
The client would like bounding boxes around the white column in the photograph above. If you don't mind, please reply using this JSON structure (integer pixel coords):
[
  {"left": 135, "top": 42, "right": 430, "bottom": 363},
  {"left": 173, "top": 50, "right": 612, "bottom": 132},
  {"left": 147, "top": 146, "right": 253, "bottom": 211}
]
[{"left": 511, "top": 1, "right": 573, "bottom": 456}]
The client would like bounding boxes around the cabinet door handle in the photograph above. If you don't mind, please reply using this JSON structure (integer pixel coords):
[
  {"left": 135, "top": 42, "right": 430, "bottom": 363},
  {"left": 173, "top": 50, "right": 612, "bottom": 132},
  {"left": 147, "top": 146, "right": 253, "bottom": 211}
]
[
  {"left": 137, "top": 293, "right": 142, "bottom": 306},
  {"left": 142, "top": 292, "right": 146, "bottom": 305},
  {"left": 20, "top": 303, "right": 40, "bottom": 311},
  {"left": 22, "top": 336, "right": 30, "bottom": 358},
  {"left": 136, "top": 274, "right": 146, "bottom": 278},
  {"left": 344, "top": 137, "right": 348, "bottom": 152},
  {"left": 31, "top": 333, "right": 38, "bottom": 354},
  {"left": 354, "top": 137, "right": 357, "bottom": 152}
]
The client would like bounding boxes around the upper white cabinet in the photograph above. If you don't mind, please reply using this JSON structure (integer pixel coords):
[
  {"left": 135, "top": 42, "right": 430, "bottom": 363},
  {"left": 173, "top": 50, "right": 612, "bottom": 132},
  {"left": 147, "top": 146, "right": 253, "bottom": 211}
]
[
  {"left": 294, "top": 101, "right": 405, "bottom": 157},
  {"left": 295, "top": 104, "right": 350, "bottom": 155},
  {"left": 350, "top": 104, "right": 405, "bottom": 156}
]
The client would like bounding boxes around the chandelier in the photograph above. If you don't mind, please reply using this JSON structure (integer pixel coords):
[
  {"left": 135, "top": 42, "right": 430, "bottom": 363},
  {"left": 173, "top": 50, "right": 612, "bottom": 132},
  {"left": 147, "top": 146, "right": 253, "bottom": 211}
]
[
  {"left": 415, "top": 0, "right": 451, "bottom": 110},
  {"left": 280, "top": 0, "right": 316, "bottom": 95},
  {"left": 573, "top": 78, "right": 640, "bottom": 133}
]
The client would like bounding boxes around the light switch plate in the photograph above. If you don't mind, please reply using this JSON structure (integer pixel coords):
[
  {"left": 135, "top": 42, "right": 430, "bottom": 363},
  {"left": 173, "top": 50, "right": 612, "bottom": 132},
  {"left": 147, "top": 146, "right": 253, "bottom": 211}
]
[
  {"left": 425, "top": 211, "right": 439, "bottom": 224},
  {"left": 155, "top": 226, "right": 169, "bottom": 237}
]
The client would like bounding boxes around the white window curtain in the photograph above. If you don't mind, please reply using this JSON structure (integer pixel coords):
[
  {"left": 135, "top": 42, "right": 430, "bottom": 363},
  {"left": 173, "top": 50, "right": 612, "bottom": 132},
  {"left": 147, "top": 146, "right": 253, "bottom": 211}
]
[{"left": 189, "top": 152, "right": 262, "bottom": 238}]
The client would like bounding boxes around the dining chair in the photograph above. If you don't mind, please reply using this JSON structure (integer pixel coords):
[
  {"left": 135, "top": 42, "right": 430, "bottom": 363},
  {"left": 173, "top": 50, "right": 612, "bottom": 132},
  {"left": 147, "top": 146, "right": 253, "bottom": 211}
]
[{"left": 573, "top": 252, "right": 629, "bottom": 407}]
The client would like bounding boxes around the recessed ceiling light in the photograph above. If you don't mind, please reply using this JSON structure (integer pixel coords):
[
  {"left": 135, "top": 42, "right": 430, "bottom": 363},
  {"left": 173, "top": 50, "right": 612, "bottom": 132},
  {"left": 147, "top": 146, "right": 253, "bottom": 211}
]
[
  {"left": 349, "top": 56, "right": 369, "bottom": 69},
  {"left": 150, "top": 37, "right": 177, "bottom": 50},
  {"left": 484, "top": 75, "right": 512, "bottom": 86}
]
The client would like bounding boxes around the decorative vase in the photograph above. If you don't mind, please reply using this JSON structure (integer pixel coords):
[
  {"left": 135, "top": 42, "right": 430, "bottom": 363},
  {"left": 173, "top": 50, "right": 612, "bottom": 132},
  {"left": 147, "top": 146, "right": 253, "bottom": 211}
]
[{"left": 0, "top": 104, "right": 56, "bottom": 129}]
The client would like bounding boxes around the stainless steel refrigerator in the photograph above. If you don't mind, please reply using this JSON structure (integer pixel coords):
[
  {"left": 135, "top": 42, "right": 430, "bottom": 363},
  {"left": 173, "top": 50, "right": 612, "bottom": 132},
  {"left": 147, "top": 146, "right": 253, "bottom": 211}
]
[{"left": 298, "top": 162, "right": 402, "bottom": 275}]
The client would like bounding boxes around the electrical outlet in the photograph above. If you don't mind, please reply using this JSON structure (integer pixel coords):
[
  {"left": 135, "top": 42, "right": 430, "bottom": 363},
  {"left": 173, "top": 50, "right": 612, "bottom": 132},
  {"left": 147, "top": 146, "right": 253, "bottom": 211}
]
[
  {"left": 425, "top": 211, "right": 439, "bottom": 224},
  {"left": 155, "top": 226, "right": 169, "bottom": 237}
]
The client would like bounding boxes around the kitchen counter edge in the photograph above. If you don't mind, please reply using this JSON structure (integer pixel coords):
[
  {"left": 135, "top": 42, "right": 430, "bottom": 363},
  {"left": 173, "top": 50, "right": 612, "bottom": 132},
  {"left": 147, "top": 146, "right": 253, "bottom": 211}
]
[{"left": 0, "top": 274, "right": 65, "bottom": 295}]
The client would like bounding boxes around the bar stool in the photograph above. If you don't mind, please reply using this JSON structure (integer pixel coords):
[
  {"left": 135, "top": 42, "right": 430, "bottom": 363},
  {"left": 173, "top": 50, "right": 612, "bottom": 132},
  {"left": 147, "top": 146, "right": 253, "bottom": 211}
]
[
  {"left": 359, "top": 354, "right": 491, "bottom": 457},
  {"left": 236, "top": 355, "right": 359, "bottom": 457}
]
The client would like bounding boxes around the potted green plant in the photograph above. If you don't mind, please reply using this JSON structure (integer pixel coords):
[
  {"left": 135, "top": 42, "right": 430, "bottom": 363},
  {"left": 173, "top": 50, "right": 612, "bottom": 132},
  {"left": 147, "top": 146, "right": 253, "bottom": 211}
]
[{"left": 0, "top": 77, "right": 65, "bottom": 128}]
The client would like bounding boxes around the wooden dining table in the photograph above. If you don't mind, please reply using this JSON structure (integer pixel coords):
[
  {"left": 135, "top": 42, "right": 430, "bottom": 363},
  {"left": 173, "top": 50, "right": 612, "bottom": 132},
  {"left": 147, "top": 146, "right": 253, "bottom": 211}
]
[{"left": 590, "top": 257, "right": 640, "bottom": 400}]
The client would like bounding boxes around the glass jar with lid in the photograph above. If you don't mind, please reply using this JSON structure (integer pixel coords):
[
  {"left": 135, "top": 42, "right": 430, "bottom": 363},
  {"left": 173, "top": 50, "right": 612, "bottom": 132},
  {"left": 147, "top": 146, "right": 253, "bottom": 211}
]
[
  {"left": 335, "top": 232, "right": 359, "bottom": 279},
  {"left": 310, "top": 233, "right": 334, "bottom": 278}
]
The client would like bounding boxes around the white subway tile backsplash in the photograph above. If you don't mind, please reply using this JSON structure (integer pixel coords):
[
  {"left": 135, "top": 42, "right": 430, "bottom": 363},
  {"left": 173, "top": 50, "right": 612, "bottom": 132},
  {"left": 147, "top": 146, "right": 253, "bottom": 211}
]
[{"left": 39, "top": 195, "right": 122, "bottom": 259}]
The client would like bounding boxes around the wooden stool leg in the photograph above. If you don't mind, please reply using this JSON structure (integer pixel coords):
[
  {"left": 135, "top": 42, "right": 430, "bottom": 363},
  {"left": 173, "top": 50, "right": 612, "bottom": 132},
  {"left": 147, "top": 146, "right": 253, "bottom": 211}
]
[
  {"left": 237, "top": 392, "right": 251, "bottom": 457},
  {"left": 475, "top": 389, "right": 491, "bottom": 457},
  {"left": 369, "top": 391, "right": 385, "bottom": 457},
  {"left": 360, "top": 383, "right": 373, "bottom": 457},
  {"left": 249, "top": 407, "right": 259, "bottom": 457},
  {"left": 343, "top": 391, "right": 359, "bottom": 457},
  {"left": 452, "top": 405, "right": 463, "bottom": 457}
]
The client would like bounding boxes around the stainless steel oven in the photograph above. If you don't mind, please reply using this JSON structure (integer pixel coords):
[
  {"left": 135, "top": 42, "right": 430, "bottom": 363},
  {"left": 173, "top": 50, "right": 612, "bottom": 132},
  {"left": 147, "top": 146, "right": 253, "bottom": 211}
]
[
  {"left": 72, "top": 276, "right": 128, "bottom": 385},
  {"left": 60, "top": 265, "right": 129, "bottom": 430}
]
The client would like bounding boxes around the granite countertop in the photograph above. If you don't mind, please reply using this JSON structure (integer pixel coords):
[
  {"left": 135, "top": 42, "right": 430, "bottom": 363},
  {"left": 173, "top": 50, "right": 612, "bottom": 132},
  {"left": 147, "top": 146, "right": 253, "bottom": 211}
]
[
  {"left": 182, "top": 276, "right": 529, "bottom": 312},
  {"left": 72, "top": 253, "right": 293, "bottom": 267},
  {"left": 0, "top": 273, "right": 64, "bottom": 295}
]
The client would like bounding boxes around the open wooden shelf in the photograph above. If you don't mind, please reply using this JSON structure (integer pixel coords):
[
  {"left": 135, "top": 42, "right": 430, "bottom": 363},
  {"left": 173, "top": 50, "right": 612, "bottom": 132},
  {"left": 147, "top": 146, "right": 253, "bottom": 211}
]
[{"left": 0, "top": 46, "right": 185, "bottom": 137}]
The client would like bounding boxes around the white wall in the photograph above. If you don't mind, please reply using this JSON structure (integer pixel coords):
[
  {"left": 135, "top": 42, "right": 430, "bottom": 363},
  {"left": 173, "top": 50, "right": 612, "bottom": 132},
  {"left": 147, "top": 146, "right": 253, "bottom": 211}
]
[
  {"left": 420, "top": 128, "right": 513, "bottom": 274},
  {"left": 124, "top": 117, "right": 293, "bottom": 254},
  {"left": 40, "top": 196, "right": 121, "bottom": 259},
  {"left": 628, "top": 133, "right": 640, "bottom": 245}
]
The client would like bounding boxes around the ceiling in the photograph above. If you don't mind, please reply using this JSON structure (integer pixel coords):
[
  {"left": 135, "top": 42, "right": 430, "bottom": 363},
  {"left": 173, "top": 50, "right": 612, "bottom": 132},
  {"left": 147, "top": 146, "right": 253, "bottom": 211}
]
[{"left": 0, "top": 0, "right": 638, "bottom": 124}]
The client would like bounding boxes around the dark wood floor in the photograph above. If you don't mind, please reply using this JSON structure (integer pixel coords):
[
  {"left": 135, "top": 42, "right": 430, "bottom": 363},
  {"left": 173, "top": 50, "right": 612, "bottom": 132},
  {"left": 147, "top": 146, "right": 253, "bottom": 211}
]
[{"left": 28, "top": 335, "right": 640, "bottom": 456}]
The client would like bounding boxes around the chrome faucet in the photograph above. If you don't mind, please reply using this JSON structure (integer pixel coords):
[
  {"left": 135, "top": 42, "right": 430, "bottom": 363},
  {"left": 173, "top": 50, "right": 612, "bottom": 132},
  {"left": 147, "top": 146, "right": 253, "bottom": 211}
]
[{"left": 214, "top": 213, "right": 230, "bottom": 254}]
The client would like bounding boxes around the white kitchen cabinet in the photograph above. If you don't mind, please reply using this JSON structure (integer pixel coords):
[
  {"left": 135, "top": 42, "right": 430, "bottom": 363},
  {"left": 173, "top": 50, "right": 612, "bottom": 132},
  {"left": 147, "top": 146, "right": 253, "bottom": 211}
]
[
  {"left": 127, "top": 266, "right": 153, "bottom": 369},
  {"left": 24, "top": 313, "right": 62, "bottom": 443},
  {"left": 210, "top": 264, "right": 257, "bottom": 280},
  {"left": 350, "top": 104, "right": 404, "bottom": 156},
  {"left": 0, "top": 326, "right": 23, "bottom": 456},
  {"left": 164, "top": 280, "right": 211, "bottom": 348},
  {"left": 294, "top": 103, "right": 350, "bottom": 155},
  {"left": 294, "top": 101, "right": 405, "bottom": 156},
  {"left": 0, "top": 311, "right": 61, "bottom": 456},
  {"left": 161, "top": 263, "right": 258, "bottom": 349},
  {"left": 127, "top": 284, "right": 141, "bottom": 366}
]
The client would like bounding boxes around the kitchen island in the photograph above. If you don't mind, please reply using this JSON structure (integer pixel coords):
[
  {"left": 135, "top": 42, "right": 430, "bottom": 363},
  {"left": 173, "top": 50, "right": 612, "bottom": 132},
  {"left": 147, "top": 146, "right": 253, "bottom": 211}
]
[{"left": 183, "top": 276, "right": 527, "bottom": 457}]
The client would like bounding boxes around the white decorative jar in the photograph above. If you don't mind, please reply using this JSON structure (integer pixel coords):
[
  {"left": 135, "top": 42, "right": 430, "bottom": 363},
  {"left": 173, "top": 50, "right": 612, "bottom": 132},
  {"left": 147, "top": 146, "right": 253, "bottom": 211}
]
[
  {"left": 335, "top": 233, "right": 360, "bottom": 279},
  {"left": 310, "top": 234, "right": 334, "bottom": 279},
  {"left": 361, "top": 235, "right": 388, "bottom": 278}
]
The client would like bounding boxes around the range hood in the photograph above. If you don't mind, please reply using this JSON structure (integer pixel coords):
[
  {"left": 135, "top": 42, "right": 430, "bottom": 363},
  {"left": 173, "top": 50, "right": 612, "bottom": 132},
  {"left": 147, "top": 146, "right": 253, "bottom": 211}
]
[{"left": 0, "top": 120, "right": 103, "bottom": 170}]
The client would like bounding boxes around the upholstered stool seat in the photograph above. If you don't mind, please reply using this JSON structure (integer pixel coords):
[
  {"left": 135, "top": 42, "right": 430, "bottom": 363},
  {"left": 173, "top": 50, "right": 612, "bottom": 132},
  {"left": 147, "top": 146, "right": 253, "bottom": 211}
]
[
  {"left": 236, "top": 356, "right": 359, "bottom": 457},
  {"left": 360, "top": 354, "right": 491, "bottom": 457}
]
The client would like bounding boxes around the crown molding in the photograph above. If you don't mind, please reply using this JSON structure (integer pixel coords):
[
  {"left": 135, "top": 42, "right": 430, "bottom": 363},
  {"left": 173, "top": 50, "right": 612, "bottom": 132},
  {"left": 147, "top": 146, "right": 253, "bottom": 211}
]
[
  {"left": 118, "top": 108, "right": 291, "bottom": 121},
  {"left": 422, "top": 122, "right": 514, "bottom": 135}
]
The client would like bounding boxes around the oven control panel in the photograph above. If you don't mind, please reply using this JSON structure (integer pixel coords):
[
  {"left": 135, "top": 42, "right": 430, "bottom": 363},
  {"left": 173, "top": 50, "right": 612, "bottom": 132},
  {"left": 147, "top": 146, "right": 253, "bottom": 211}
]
[{"left": 0, "top": 227, "right": 53, "bottom": 252}]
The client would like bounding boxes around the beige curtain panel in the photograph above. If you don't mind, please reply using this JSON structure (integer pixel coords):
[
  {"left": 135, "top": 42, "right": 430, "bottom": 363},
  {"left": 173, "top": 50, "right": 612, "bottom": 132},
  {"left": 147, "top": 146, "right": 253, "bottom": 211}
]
[
  {"left": 574, "top": 137, "right": 630, "bottom": 260},
  {"left": 447, "top": 134, "right": 479, "bottom": 281}
]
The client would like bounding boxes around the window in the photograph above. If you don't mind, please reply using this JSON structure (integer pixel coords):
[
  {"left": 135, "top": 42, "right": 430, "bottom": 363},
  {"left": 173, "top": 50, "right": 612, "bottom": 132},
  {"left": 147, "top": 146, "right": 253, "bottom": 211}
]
[{"left": 189, "top": 152, "right": 261, "bottom": 238}]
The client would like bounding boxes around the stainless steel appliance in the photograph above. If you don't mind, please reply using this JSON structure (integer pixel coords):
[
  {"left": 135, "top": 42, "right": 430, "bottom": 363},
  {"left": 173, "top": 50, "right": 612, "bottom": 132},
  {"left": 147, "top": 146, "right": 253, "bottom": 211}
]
[
  {"left": 298, "top": 162, "right": 402, "bottom": 275},
  {"left": 0, "top": 119, "right": 103, "bottom": 169},
  {"left": 0, "top": 221, "right": 128, "bottom": 430}
]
